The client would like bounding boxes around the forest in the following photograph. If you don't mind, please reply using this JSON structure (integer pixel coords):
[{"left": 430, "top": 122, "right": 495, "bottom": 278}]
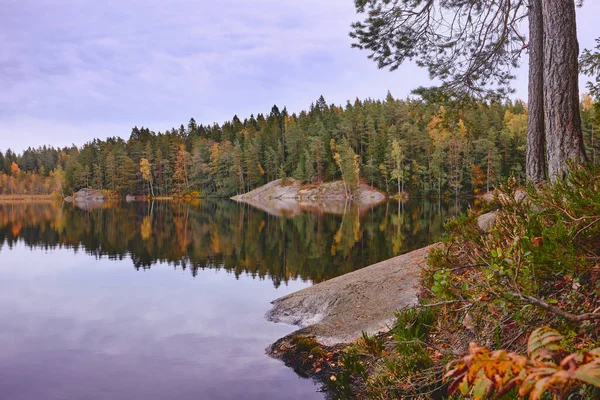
[{"left": 0, "top": 93, "right": 597, "bottom": 198}]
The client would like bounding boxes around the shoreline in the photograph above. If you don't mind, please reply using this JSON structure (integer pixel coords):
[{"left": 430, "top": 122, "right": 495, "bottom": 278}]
[
  {"left": 265, "top": 244, "right": 438, "bottom": 396},
  {"left": 0, "top": 194, "right": 58, "bottom": 202},
  {"left": 266, "top": 244, "right": 436, "bottom": 346}
]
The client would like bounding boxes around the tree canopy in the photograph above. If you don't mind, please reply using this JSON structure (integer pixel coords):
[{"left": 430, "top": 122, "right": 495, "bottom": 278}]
[
  {"left": 351, "top": 0, "right": 589, "bottom": 183},
  {"left": 350, "top": 0, "right": 528, "bottom": 99},
  {"left": 1, "top": 95, "right": 597, "bottom": 198}
]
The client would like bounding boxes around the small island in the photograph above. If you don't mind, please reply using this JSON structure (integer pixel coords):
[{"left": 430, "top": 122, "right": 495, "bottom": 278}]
[{"left": 231, "top": 178, "right": 386, "bottom": 216}]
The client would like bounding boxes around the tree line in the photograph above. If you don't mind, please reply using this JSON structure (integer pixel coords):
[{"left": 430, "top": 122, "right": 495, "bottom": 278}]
[{"left": 0, "top": 94, "right": 597, "bottom": 198}]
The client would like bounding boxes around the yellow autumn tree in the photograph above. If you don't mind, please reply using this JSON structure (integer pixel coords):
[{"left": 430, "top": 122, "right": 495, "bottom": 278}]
[
  {"left": 331, "top": 139, "right": 360, "bottom": 197},
  {"left": 10, "top": 162, "right": 21, "bottom": 177},
  {"left": 172, "top": 144, "right": 190, "bottom": 194},
  {"left": 139, "top": 158, "right": 154, "bottom": 197},
  {"left": 51, "top": 165, "right": 65, "bottom": 197}
]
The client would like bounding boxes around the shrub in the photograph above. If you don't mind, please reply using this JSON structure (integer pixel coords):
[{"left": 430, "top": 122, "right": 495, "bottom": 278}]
[
  {"left": 445, "top": 327, "right": 600, "bottom": 400},
  {"left": 334, "top": 164, "right": 600, "bottom": 399}
]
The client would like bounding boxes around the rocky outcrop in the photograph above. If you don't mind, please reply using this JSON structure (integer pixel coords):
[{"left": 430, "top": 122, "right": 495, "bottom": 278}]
[
  {"left": 479, "top": 191, "right": 495, "bottom": 202},
  {"left": 266, "top": 245, "right": 438, "bottom": 347},
  {"left": 232, "top": 179, "right": 386, "bottom": 216},
  {"left": 478, "top": 188, "right": 527, "bottom": 204},
  {"left": 125, "top": 194, "right": 147, "bottom": 202},
  {"left": 66, "top": 189, "right": 105, "bottom": 202},
  {"left": 477, "top": 210, "right": 499, "bottom": 232},
  {"left": 477, "top": 188, "right": 528, "bottom": 233}
]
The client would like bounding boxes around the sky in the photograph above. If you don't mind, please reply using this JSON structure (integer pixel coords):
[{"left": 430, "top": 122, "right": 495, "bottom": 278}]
[{"left": 1, "top": 0, "right": 599, "bottom": 153}]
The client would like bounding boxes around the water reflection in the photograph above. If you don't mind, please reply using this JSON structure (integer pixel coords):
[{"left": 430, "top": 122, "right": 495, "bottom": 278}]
[
  {"left": 0, "top": 199, "right": 469, "bottom": 285},
  {"left": 0, "top": 243, "right": 322, "bottom": 400},
  {"left": 0, "top": 199, "right": 470, "bottom": 400}
]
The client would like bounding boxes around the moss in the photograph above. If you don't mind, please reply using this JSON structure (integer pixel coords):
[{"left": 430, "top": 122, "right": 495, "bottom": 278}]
[{"left": 293, "top": 335, "right": 327, "bottom": 359}]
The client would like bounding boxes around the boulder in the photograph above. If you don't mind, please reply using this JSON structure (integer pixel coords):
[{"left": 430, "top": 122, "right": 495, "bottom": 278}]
[
  {"left": 480, "top": 189, "right": 527, "bottom": 204},
  {"left": 479, "top": 191, "right": 495, "bottom": 202},
  {"left": 514, "top": 188, "right": 527, "bottom": 203},
  {"left": 266, "top": 245, "right": 437, "bottom": 346},
  {"left": 73, "top": 188, "right": 105, "bottom": 202},
  {"left": 477, "top": 210, "right": 498, "bottom": 232}
]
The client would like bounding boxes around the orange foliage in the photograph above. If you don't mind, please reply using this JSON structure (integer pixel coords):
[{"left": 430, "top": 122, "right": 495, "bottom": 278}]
[
  {"left": 10, "top": 162, "right": 21, "bottom": 177},
  {"left": 446, "top": 327, "right": 600, "bottom": 400}
]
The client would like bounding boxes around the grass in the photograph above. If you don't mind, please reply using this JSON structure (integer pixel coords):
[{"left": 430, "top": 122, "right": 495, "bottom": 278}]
[{"left": 332, "top": 308, "right": 440, "bottom": 398}]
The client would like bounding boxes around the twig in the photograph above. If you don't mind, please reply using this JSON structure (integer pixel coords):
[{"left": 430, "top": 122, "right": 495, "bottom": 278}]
[
  {"left": 503, "top": 330, "right": 526, "bottom": 348},
  {"left": 571, "top": 216, "right": 600, "bottom": 242},
  {"left": 519, "top": 295, "right": 600, "bottom": 323},
  {"left": 419, "top": 300, "right": 470, "bottom": 308},
  {"left": 450, "top": 263, "right": 485, "bottom": 272}
]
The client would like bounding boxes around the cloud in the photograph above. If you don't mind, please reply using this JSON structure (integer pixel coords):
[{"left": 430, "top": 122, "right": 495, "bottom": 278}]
[{"left": 1, "top": 0, "right": 598, "bottom": 153}]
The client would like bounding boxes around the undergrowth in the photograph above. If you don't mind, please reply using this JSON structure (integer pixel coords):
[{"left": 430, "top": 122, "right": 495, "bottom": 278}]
[{"left": 330, "top": 163, "right": 600, "bottom": 399}]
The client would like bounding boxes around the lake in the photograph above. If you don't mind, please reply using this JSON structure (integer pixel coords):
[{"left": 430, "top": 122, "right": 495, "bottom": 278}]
[{"left": 0, "top": 199, "right": 469, "bottom": 400}]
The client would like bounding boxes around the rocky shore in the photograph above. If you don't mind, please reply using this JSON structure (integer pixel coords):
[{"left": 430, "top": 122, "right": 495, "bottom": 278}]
[
  {"left": 264, "top": 245, "right": 438, "bottom": 397},
  {"left": 266, "top": 244, "right": 437, "bottom": 347}
]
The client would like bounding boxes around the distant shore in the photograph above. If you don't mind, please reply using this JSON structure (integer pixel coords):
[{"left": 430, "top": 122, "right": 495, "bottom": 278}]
[{"left": 0, "top": 194, "right": 58, "bottom": 202}]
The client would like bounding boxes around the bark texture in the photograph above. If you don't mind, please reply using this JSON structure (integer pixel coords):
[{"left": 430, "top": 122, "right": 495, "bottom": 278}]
[
  {"left": 542, "top": 0, "right": 587, "bottom": 182},
  {"left": 526, "top": 0, "right": 546, "bottom": 184}
]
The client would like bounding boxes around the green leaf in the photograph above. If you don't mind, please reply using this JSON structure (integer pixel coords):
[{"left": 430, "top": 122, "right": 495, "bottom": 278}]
[
  {"left": 458, "top": 376, "right": 470, "bottom": 395},
  {"left": 527, "top": 327, "right": 564, "bottom": 360},
  {"left": 572, "top": 359, "right": 600, "bottom": 387},
  {"left": 472, "top": 369, "right": 493, "bottom": 400}
]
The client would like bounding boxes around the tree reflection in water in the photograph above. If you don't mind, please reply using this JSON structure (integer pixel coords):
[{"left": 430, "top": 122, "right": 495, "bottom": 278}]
[{"left": 0, "top": 199, "right": 469, "bottom": 286}]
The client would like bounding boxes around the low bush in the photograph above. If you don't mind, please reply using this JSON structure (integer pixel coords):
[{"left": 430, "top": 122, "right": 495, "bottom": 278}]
[{"left": 332, "top": 163, "right": 600, "bottom": 399}]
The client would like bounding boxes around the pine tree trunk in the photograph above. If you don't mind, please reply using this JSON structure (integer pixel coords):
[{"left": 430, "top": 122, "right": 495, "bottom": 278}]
[
  {"left": 487, "top": 150, "right": 491, "bottom": 193},
  {"left": 401, "top": 175, "right": 404, "bottom": 195},
  {"left": 593, "top": 125, "right": 596, "bottom": 165},
  {"left": 526, "top": 0, "right": 546, "bottom": 184},
  {"left": 542, "top": 0, "right": 587, "bottom": 182}
]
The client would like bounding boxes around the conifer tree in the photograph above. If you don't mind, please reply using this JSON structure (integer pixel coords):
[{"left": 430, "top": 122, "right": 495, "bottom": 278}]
[{"left": 350, "top": 0, "right": 587, "bottom": 182}]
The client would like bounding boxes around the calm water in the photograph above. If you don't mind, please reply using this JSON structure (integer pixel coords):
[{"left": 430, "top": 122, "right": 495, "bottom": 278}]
[{"left": 0, "top": 199, "right": 469, "bottom": 400}]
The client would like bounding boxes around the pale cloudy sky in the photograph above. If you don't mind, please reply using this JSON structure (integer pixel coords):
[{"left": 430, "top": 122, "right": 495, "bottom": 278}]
[{"left": 1, "top": 0, "right": 599, "bottom": 153}]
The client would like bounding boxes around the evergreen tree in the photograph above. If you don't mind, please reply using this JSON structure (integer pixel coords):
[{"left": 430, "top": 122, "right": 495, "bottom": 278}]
[
  {"left": 350, "top": 0, "right": 588, "bottom": 183},
  {"left": 0, "top": 94, "right": 540, "bottom": 197}
]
